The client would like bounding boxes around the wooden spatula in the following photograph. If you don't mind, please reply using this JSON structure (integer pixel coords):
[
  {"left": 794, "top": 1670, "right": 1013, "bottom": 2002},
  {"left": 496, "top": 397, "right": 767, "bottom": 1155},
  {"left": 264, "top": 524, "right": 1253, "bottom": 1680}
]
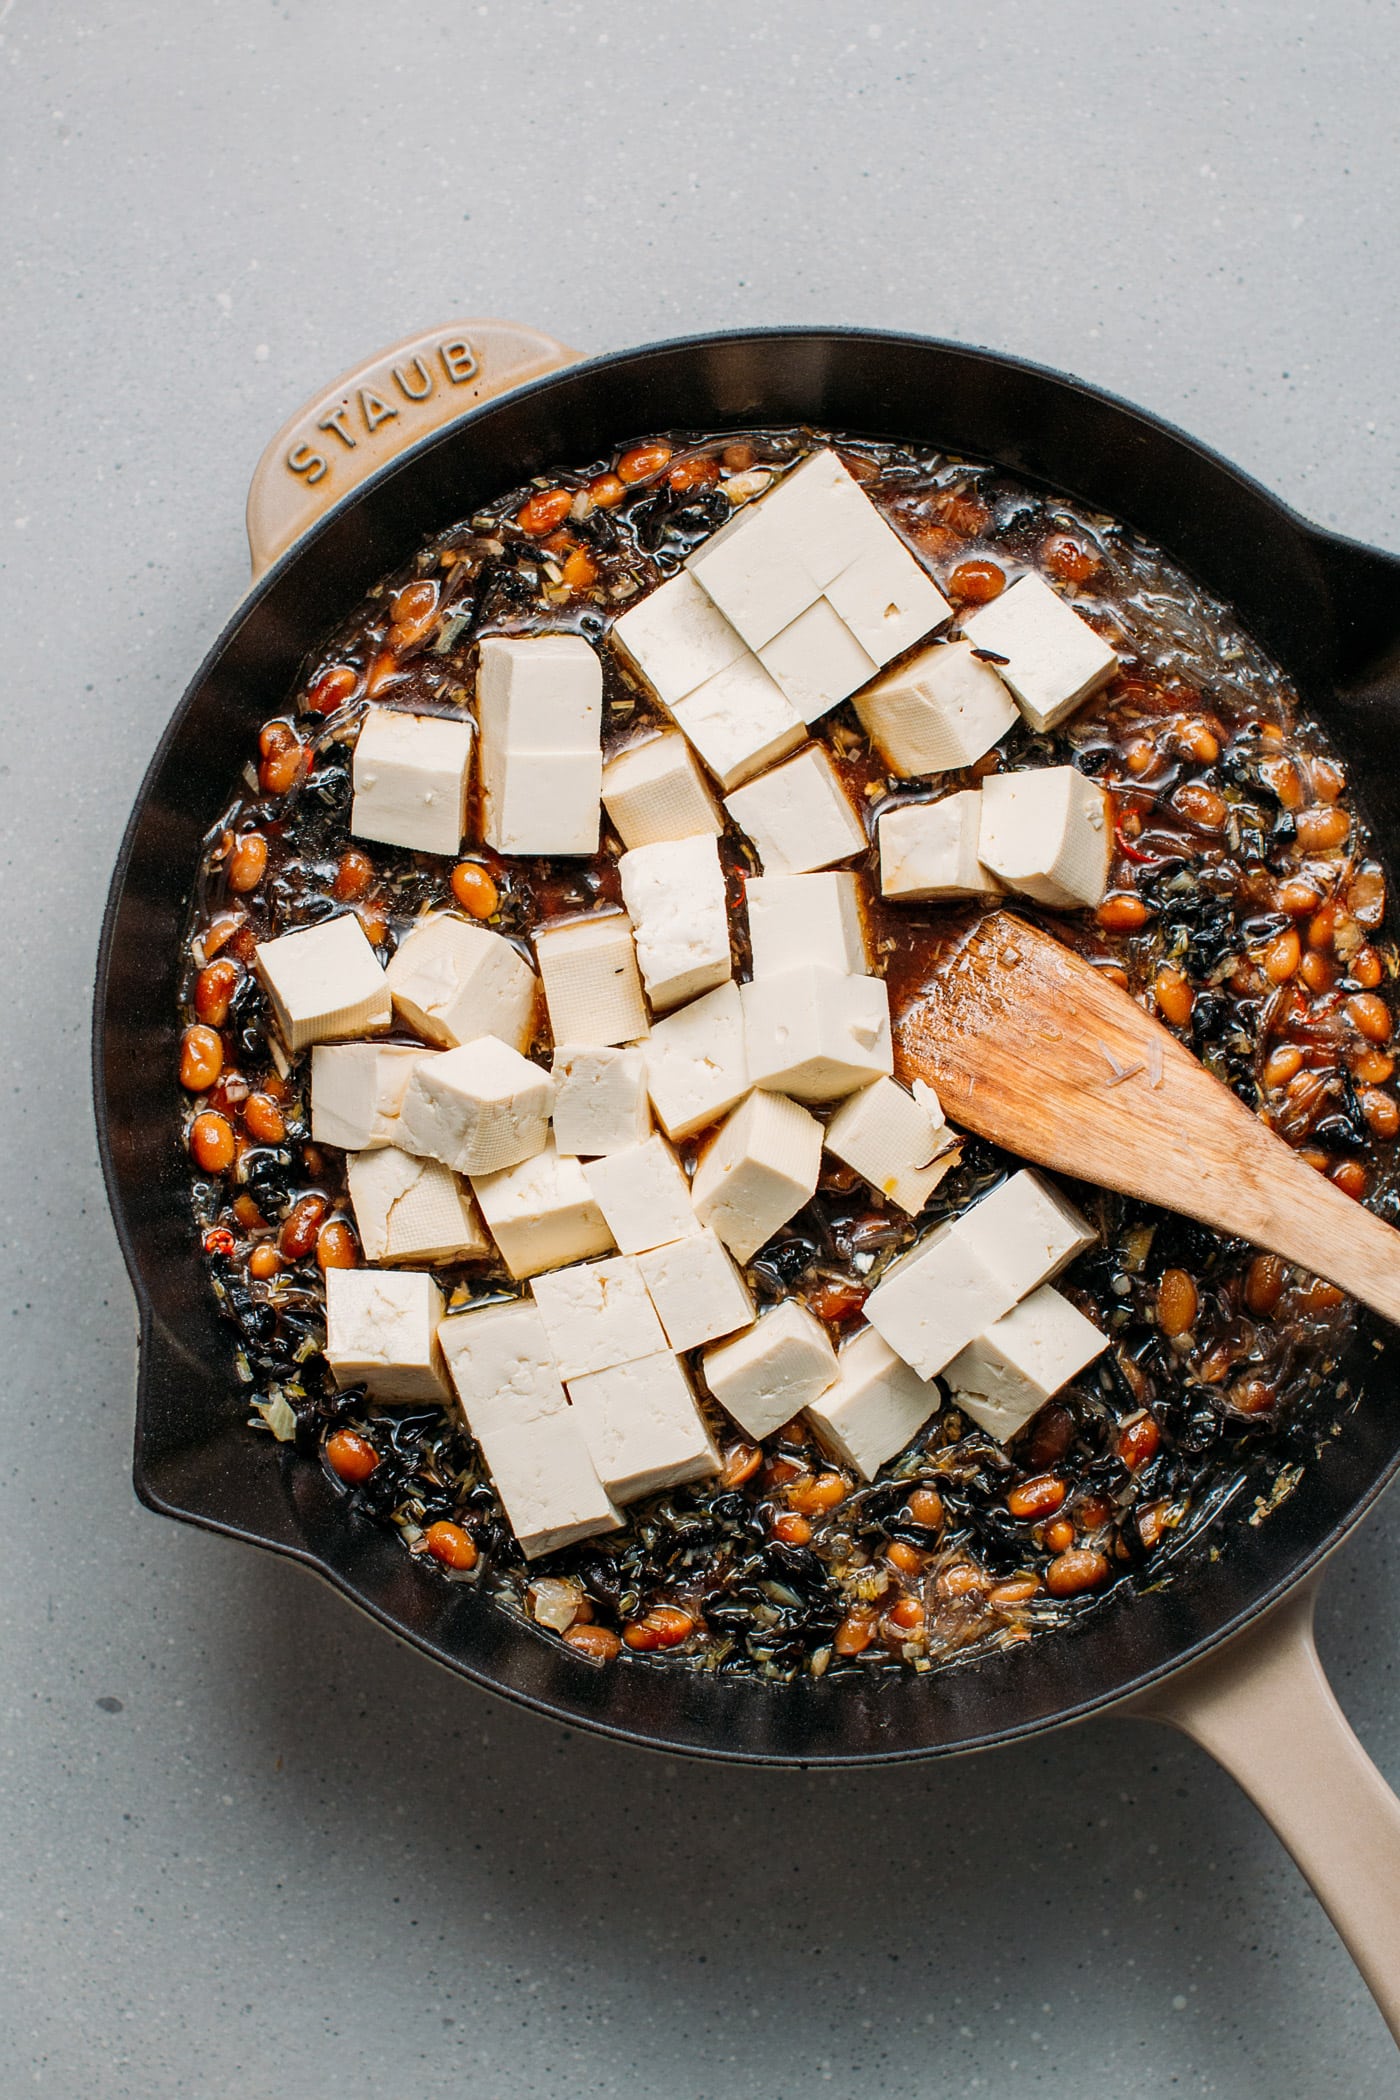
[{"left": 891, "top": 909, "right": 1400, "bottom": 1325}]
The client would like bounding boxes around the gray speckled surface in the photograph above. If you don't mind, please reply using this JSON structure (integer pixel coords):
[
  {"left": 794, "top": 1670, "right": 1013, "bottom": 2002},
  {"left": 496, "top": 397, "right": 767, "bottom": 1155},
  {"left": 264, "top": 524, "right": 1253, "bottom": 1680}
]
[{"left": 4, "top": 0, "right": 1400, "bottom": 2091}]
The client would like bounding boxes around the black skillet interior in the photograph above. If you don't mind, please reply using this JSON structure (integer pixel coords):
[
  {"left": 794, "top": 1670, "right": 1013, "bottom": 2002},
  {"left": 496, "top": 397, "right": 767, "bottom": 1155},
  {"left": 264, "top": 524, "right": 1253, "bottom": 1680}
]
[{"left": 95, "top": 328, "right": 1400, "bottom": 1764}]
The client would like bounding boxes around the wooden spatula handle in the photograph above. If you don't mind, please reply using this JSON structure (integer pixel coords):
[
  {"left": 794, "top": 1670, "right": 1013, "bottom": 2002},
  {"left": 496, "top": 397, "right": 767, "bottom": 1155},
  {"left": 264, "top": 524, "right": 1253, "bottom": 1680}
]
[{"left": 894, "top": 912, "right": 1400, "bottom": 1327}]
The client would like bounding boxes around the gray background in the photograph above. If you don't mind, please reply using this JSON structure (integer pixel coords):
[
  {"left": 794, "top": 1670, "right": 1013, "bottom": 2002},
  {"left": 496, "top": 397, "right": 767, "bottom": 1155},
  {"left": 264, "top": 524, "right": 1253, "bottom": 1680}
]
[{"left": 4, "top": 0, "right": 1399, "bottom": 2092}]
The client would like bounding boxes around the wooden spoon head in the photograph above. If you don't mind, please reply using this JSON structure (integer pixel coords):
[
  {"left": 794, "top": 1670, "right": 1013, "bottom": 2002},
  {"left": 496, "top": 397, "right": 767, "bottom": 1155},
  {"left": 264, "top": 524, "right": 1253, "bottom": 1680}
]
[{"left": 890, "top": 909, "right": 1400, "bottom": 1326}]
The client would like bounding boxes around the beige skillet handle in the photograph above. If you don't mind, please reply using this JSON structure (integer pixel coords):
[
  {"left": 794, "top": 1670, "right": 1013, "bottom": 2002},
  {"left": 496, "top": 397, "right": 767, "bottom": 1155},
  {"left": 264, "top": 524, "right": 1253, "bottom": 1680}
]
[
  {"left": 246, "top": 319, "right": 583, "bottom": 579},
  {"left": 1126, "top": 1571, "right": 1400, "bottom": 2042}
]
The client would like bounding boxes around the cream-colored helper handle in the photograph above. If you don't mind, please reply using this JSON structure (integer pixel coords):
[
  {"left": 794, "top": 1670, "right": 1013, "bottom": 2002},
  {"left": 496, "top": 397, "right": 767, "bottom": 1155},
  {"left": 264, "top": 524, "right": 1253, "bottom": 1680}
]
[
  {"left": 1127, "top": 1571, "right": 1400, "bottom": 2043},
  {"left": 246, "top": 319, "right": 582, "bottom": 579}
]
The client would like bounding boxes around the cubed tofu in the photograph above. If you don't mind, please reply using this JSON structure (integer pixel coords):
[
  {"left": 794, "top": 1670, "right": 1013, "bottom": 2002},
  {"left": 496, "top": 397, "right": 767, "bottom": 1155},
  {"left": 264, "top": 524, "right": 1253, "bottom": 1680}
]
[
  {"left": 952, "top": 1169, "right": 1096, "bottom": 1300},
  {"left": 324, "top": 1267, "right": 450, "bottom": 1403},
  {"left": 310, "top": 1042, "right": 428, "bottom": 1151},
  {"left": 530, "top": 1254, "right": 667, "bottom": 1378},
  {"left": 476, "top": 635, "right": 603, "bottom": 857},
  {"left": 723, "top": 745, "right": 866, "bottom": 876},
  {"left": 740, "top": 967, "right": 892, "bottom": 1103},
  {"left": 398, "top": 1036, "right": 553, "bottom": 1176},
  {"left": 804, "top": 1325, "right": 942, "bottom": 1480},
  {"left": 746, "top": 870, "right": 869, "bottom": 980},
  {"left": 550, "top": 1044, "right": 652, "bottom": 1157},
  {"left": 685, "top": 501, "right": 823, "bottom": 650},
  {"left": 618, "top": 834, "right": 732, "bottom": 1013},
  {"left": 476, "top": 632, "right": 603, "bottom": 750},
  {"left": 636, "top": 1226, "right": 756, "bottom": 1353},
  {"left": 690, "top": 1088, "right": 823, "bottom": 1262},
  {"left": 469, "top": 1137, "right": 614, "bottom": 1279},
  {"left": 346, "top": 1145, "right": 490, "bottom": 1264},
  {"left": 669, "top": 653, "right": 807, "bottom": 792},
  {"left": 642, "top": 981, "right": 751, "bottom": 1142},
  {"left": 479, "top": 748, "right": 602, "bottom": 858},
  {"left": 533, "top": 912, "right": 649, "bottom": 1048},
  {"left": 944, "top": 1285, "right": 1108, "bottom": 1443},
  {"left": 878, "top": 792, "right": 1003, "bottom": 903},
  {"left": 757, "top": 599, "right": 878, "bottom": 725},
  {"left": 567, "top": 1351, "right": 720, "bottom": 1503},
  {"left": 581, "top": 1134, "right": 700, "bottom": 1256},
  {"left": 350, "top": 707, "right": 474, "bottom": 857},
  {"left": 385, "top": 914, "right": 538, "bottom": 1051},
  {"left": 601, "top": 732, "right": 724, "bottom": 850},
  {"left": 863, "top": 1219, "right": 1019, "bottom": 1382},
  {"left": 756, "top": 448, "right": 892, "bottom": 587},
  {"left": 822, "top": 1075, "right": 957, "bottom": 1214},
  {"left": 437, "top": 1300, "right": 620, "bottom": 1558},
  {"left": 609, "top": 571, "right": 747, "bottom": 709},
  {"left": 961, "top": 572, "right": 1118, "bottom": 732},
  {"left": 823, "top": 535, "right": 952, "bottom": 669},
  {"left": 701, "top": 1299, "right": 838, "bottom": 1441},
  {"left": 854, "top": 639, "right": 1018, "bottom": 777},
  {"left": 254, "top": 913, "right": 392, "bottom": 1054},
  {"left": 978, "top": 767, "right": 1112, "bottom": 911}
]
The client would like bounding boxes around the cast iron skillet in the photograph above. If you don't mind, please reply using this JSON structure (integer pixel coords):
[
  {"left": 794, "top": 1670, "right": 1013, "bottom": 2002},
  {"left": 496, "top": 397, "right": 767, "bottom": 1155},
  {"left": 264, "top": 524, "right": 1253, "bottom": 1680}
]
[{"left": 94, "top": 323, "right": 1400, "bottom": 2032}]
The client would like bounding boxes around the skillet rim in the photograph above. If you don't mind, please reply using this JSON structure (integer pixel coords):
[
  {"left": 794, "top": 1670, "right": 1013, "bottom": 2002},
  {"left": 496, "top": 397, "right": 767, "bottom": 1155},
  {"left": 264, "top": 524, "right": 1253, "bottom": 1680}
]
[{"left": 92, "top": 323, "right": 1400, "bottom": 1764}]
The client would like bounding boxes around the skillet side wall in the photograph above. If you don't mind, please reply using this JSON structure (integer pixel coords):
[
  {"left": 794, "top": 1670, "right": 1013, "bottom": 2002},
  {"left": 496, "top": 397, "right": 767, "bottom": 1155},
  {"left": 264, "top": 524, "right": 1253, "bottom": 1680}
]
[{"left": 96, "top": 329, "right": 1400, "bottom": 1763}]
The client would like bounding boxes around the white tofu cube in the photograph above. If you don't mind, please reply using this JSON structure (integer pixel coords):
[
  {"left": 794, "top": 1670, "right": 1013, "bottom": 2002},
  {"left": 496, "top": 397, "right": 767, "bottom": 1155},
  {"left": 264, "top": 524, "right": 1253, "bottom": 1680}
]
[
  {"left": 701, "top": 1299, "right": 838, "bottom": 1441},
  {"left": 601, "top": 731, "right": 724, "bottom": 850},
  {"left": 756, "top": 449, "right": 892, "bottom": 587},
  {"left": 962, "top": 572, "right": 1118, "bottom": 732},
  {"left": 741, "top": 968, "right": 892, "bottom": 1103},
  {"left": 636, "top": 1226, "right": 756, "bottom": 1353},
  {"left": 690, "top": 1088, "right": 823, "bottom": 1263},
  {"left": 437, "top": 1300, "right": 620, "bottom": 1558},
  {"left": 567, "top": 1351, "right": 720, "bottom": 1503},
  {"left": 757, "top": 599, "right": 878, "bottom": 725},
  {"left": 685, "top": 501, "right": 823, "bottom": 650},
  {"left": 346, "top": 1146, "right": 490, "bottom": 1265},
  {"left": 533, "top": 911, "right": 649, "bottom": 1048},
  {"left": 398, "top": 1036, "right": 553, "bottom": 1176},
  {"left": 669, "top": 653, "right": 807, "bottom": 791},
  {"left": 642, "top": 982, "right": 750, "bottom": 1142},
  {"left": 476, "top": 632, "right": 603, "bottom": 750},
  {"left": 978, "top": 766, "right": 1112, "bottom": 911},
  {"left": 854, "top": 639, "right": 1018, "bottom": 776},
  {"left": 952, "top": 1169, "right": 1097, "bottom": 1300},
  {"left": 475, "top": 635, "right": 603, "bottom": 857},
  {"left": 723, "top": 745, "right": 866, "bottom": 876},
  {"left": 618, "top": 834, "right": 732, "bottom": 1013},
  {"left": 479, "top": 748, "right": 602, "bottom": 858},
  {"left": 609, "top": 570, "right": 747, "bottom": 708},
  {"left": 864, "top": 1169, "right": 1095, "bottom": 1382},
  {"left": 746, "top": 870, "right": 869, "bottom": 979},
  {"left": 944, "top": 1285, "right": 1108, "bottom": 1443},
  {"left": 804, "top": 1326, "right": 942, "bottom": 1480},
  {"left": 350, "top": 707, "right": 474, "bottom": 858},
  {"left": 550, "top": 1044, "right": 652, "bottom": 1157},
  {"left": 324, "top": 1267, "right": 449, "bottom": 1403},
  {"left": 878, "top": 791, "right": 1003, "bottom": 903},
  {"left": 581, "top": 1134, "right": 700, "bottom": 1256},
  {"left": 469, "top": 1137, "right": 614, "bottom": 1279},
  {"left": 530, "top": 1254, "right": 667, "bottom": 1378},
  {"left": 254, "top": 914, "right": 392, "bottom": 1054},
  {"left": 863, "top": 1219, "right": 1019, "bottom": 1382},
  {"left": 822, "top": 1075, "right": 957, "bottom": 1215},
  {"left": 823, "top": 536, "right": 952, "bottom": 669},
  {"left": 310, "top": 1042, "right": 428, "bottom": 1151},
  {"left": 385, "top": 914, "right": 538, "bottom": 1051}
]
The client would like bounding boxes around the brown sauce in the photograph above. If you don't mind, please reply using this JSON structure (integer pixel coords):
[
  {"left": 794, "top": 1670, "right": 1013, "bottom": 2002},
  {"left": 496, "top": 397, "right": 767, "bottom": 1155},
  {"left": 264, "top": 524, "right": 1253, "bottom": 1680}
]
[{"left": 177, "top": 427, "right": 1396, "bottom": 1679}]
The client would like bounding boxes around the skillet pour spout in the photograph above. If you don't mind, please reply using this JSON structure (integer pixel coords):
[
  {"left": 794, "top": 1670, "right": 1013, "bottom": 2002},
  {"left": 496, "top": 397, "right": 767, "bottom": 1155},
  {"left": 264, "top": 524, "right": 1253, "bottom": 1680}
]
[{"left": 95, "top": 324, "right": 1400, "bottom": 2042}]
